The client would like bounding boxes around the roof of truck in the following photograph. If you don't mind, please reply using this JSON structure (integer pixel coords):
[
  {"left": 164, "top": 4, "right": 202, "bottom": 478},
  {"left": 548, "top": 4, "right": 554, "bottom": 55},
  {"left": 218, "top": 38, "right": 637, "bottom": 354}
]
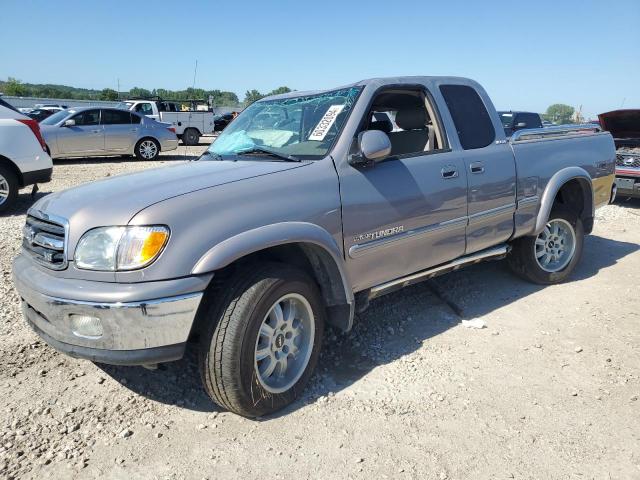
[{"left": 263, "top": 76, "right": 477, "bottom": 101}]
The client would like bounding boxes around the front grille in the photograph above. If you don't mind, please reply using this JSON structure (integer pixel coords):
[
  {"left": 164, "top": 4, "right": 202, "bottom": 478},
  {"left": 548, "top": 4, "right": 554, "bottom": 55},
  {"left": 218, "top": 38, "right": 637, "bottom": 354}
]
[
  {"left": 22, "top": 213, "right": 67, "bottom": 270},
  {"left": 616, "top": 153, "right": 640, "bottom": 168}
]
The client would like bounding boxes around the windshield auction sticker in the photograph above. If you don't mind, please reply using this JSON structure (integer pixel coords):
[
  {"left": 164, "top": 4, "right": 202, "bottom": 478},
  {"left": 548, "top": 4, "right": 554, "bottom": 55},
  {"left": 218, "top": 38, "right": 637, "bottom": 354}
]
[{"left": 309, "top": 105, "right": 346, "bottom": 141}]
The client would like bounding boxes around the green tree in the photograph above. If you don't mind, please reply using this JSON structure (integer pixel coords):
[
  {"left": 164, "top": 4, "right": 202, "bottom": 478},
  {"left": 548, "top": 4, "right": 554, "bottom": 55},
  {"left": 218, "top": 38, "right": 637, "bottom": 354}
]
[
  {"left": 4, "top": 77, "right": 28, "bottom": 96},
  {"left": 268, "top": 86, "right": 292, "bottom": 96},
  {"left": 99, "top": 88, "right": 119, "bottom": 101},
  {"left": 544, "top": 104, "right": 575, "bottom": 125},
  {"left": 128, "top": 87, "right": 152, "bottom": 99},
  {"left": 244, "top": 89, "right": 263, "bottom": 105}
]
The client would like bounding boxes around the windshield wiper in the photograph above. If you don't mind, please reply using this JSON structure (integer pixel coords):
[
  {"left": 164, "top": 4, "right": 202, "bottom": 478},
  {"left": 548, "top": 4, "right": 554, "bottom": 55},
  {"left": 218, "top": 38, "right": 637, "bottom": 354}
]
[
  {"left": 236, "top": 147, "right": 300, "bottom": 162},
  {"left": 196, "top": 150, "right": 223, "bottom": 161}
]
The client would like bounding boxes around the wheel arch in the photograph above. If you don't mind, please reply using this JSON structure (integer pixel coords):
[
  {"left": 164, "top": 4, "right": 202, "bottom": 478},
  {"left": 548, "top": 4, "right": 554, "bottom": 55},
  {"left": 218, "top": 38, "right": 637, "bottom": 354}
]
[
  {"left": 136, "top": 136, "right": 162, "bottom": 152},
  {"left": 0, "top": 154, "right": 25, "bottom": 187},
  {"left": 535, "top": 167, "right": 594, "bottom": 235},
  {"left": 192, "top": 222, "right": 355, "bottom": 331}
]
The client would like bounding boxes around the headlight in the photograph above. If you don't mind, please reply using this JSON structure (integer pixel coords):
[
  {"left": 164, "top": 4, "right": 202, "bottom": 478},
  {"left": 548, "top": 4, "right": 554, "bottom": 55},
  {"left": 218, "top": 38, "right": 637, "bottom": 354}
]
[{"left": 75, "top": 226, "right": 169, "bottom": 271}]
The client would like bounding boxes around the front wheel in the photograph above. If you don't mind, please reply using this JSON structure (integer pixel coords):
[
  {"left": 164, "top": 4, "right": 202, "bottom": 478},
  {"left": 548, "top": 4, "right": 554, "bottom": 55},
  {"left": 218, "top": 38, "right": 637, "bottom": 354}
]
[
  {"left": 134, "top": 138, "right": 160, "bottom": 161},
  {"left": 508, "top": 206, "right": 584, "bottom": 284},
  {"left": 199, "top": 263, "right": 325, "bottom": 417}
]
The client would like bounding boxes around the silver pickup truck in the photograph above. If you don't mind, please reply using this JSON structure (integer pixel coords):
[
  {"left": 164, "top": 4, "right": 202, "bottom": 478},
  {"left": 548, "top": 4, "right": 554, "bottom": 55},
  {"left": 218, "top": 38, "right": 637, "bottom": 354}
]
[{"left": 13, "top": 76, "right": 616, "bottom": 417}]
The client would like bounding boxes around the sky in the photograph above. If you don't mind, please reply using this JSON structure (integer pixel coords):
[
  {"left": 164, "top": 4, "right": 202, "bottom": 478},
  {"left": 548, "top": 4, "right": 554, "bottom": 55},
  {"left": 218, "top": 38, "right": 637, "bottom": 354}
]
[{"left": 1, "top": 0, "right": 639, "bottom": 119}]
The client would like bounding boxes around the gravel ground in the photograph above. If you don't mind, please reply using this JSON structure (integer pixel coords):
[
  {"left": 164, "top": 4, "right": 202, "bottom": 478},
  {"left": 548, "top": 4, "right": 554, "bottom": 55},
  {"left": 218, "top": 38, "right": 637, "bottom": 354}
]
[{"left": 1, "top": 140, "right": 639, "bottom": 479}]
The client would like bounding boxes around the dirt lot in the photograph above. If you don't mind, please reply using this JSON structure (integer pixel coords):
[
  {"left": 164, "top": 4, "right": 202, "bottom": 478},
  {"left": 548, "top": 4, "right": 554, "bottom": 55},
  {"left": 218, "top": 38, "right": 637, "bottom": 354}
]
[{"left": 1, "top": 140, "right": 639, "bottom": 480}]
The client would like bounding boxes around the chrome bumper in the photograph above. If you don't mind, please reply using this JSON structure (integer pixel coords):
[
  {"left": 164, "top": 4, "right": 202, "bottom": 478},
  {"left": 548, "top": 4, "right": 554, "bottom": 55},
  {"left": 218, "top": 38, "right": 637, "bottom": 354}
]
[{"left": 13, "top": 257, "right": 204, "bottom": 363}]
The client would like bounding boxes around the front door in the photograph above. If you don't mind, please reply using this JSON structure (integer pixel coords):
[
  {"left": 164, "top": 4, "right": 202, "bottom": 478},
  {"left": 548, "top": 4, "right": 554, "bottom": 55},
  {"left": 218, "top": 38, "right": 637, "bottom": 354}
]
[
  {"left": 57, "top": 109, "right": 104, "bottom": 155},
  {"left": 338, "top": 87, "right": 469, "bottom": 292}
]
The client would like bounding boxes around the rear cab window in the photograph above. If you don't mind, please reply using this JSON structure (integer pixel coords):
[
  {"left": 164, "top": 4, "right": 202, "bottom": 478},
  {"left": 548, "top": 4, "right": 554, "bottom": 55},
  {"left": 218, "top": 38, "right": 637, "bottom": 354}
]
[{"left": 439, "top": 84, "right": 495, "bottom": 150}]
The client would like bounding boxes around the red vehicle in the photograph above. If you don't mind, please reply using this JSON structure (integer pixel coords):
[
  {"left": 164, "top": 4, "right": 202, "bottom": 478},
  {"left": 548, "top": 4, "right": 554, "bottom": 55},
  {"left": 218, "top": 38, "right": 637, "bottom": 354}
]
[{"left": 598, "top": 109, "right": 640, "bottom": 199}]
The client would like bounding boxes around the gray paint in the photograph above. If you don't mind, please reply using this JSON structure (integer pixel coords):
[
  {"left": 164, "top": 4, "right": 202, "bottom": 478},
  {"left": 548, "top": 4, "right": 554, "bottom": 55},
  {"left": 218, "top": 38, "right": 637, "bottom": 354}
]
[{"left": 14, "top": 76, "right": 616, "bottom": 348}]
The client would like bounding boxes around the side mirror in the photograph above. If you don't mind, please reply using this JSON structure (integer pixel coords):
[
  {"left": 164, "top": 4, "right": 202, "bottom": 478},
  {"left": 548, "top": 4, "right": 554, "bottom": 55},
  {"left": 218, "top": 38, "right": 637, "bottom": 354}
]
[
  {"left": 515, "top": 122, "right": 527, "bottom": 129},
  {"left": 354, "top": 130, "right": 391, "bottom": 164},
  {"left": 63, "top": 119, "right": 76, "bottom": 127}
]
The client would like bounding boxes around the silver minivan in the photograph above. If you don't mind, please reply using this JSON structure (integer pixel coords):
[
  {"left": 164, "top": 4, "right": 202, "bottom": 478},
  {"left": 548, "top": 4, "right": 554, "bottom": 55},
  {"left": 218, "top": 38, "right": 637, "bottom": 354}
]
[{"left": 40, "top": 107, "right": 178, "bottom": 160}]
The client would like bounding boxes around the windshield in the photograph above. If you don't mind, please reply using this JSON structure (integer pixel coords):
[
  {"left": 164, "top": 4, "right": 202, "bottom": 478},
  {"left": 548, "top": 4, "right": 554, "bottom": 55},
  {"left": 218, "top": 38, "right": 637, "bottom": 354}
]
[
  {"left": 497, "top": 112, "right": 514, "bottom": 128},
  {"left": 40, "top": 109, "right": 74, "bottom": 125},
  {"left": 207, "top": 86, "right": 362, "bottom": 160}
]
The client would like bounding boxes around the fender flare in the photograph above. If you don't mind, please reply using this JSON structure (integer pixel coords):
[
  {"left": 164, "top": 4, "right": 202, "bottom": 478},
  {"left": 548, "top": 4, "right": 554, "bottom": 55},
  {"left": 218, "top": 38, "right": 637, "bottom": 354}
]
[
  {"left": 534, "top": 166, "right": 594, "bottom": 234},
  {"left": 192, "top": 222, "right": 355, "bottom": 330}
]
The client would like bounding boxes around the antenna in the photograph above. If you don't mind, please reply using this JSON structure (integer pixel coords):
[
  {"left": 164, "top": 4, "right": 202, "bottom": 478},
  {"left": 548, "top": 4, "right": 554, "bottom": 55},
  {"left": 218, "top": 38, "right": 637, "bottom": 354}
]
[
  {"left": 192, "top": 60, "right": 198, "bottom": 90},
  {"left": 621, "top": 97, "right": 626, "bottom": 108}
]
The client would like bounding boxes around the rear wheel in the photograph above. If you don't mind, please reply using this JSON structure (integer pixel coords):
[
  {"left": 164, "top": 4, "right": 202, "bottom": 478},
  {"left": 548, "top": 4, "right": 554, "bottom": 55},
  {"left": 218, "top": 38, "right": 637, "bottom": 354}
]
[
  {"left": 182, "top": 128, "right": 200, "bottom": 146},
  {"left": 508, "top": 206, "right": 584, "bottom": 284},
  {"left": 0, "top": 165, "right": 18, "bottom": 214},
  {"left": 134, "top": 138, "right": 160, "bottom": 161},
  {"left": 199, "top": 263, "right": 325, "bottom": 417}
]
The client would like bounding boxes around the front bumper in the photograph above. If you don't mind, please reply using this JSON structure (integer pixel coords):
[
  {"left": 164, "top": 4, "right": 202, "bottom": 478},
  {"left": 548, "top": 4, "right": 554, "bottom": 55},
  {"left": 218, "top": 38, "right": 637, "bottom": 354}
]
[
  {"left": 615, "top": 169, "right": 640, "bottom": 198},
  {"left": 13, "top": 255, "right": 204, "bottom": 365}
]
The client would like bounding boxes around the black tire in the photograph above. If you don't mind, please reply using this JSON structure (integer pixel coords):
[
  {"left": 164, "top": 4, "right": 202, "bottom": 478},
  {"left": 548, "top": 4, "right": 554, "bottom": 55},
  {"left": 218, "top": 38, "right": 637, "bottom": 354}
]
[
  {"left": 198, "top": 262, "right": 325, "bottom": 417},
  {"left": 182, "top": 128, "right": 200, "bottom": 146},
  {"left": 0, "top": 165, "right": 19, "bottom": 214},
  {"left": 134, "top": 138, "right": 160, "bottom": 161},
  {"left": 508, "top": 206, "right": 584, "bottom": 284}
]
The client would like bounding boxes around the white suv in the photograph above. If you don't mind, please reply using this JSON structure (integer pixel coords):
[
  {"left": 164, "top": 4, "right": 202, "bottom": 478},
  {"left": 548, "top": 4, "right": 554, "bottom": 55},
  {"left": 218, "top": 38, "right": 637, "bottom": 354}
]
[{"left": 0, "top": 98, "right": 53, "bottom": 213}]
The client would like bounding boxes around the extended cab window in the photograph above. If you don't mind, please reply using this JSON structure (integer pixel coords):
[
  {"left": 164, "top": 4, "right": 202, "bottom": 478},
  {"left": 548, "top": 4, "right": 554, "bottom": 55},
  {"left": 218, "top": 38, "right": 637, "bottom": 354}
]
[
  {"left": 439, "top": 85, "right": 495, "bottom": 150},
  {"left": 364, "top": 88, "right": 447, "bottom": 157}
]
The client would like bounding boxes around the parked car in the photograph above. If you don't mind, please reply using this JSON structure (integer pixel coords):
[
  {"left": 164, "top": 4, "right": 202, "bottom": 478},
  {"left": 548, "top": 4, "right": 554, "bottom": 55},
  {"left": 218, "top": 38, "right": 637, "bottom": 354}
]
[
  {"left": 598, "top": 109, "right": 640, "bottom": 198},
  {"left": 36, "top": 103, "right": 68, "bottom": 109},
  {"left": 0, "top": 98, "right": 52, "bottom": 212},
  {"left": 498, "top": 111, "right": 543, "bottom": 136},
  {"left": 14, "top": 76, "right": 615, "bottom": 417},
  {"left": 213, "top": 113, "right": 235, "bottom": 132},
  {"left": 116, "top": 99, "right": 215, "bottom": 145},
  {"left": 39, "top": 107, "right": 178, "bottom": 161},
  {"left": 27, "top": 107, "right": 64, "bottom": 122}
]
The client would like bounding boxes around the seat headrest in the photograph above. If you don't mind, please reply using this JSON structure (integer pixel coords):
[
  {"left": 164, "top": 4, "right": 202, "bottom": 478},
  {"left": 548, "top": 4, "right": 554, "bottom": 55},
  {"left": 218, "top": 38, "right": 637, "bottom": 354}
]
[
  {"left": 395, "top": 108, "right": 427, "bottom": 130},
  {"left": 369, "top": 118, "right": 393, "bottom": 134}
]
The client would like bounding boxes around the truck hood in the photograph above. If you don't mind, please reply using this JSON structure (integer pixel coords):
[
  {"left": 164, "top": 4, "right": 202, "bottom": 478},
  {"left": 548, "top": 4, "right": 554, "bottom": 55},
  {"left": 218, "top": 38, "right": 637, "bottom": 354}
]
[
  {"left": 32, "top": 160, "right": 308, "bottom": 247},
  {"left": 598, "top": 109, "right": 640, "bottom": 139}
]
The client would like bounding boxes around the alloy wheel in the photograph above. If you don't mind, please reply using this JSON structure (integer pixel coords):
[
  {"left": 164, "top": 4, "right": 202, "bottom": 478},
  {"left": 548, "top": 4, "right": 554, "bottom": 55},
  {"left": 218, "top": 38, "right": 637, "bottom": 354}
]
[
  {"left": 254, "top": 293, "right": 315, "bottom": 394},
  {"left": 534, "top": 218, "right": 576, "bottom": 272}
]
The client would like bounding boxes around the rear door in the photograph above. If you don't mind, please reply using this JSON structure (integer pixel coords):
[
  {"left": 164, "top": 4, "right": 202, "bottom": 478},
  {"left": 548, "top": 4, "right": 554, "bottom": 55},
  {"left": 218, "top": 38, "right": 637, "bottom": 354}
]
[
  {"left": 57, "top": 109, "right": 104, "bottom": 155},
  {"left": 102, "top": 109, "right": 136, "bottom": 152},
  {"left": 439, "top": 84, "right": 516, "bottom": 254}
]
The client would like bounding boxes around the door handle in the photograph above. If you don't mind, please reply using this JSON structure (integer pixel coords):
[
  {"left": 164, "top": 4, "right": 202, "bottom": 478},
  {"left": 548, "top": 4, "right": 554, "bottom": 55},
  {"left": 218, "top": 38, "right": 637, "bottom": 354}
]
[
  {"left": 441, "top": 165, "right": 459, "bottom": 179},
  {"left": 470, "top": 162, "right": 485, "bottom": 174},
  {"left": 91, "top": 130, "right": 101, "bottom": 134}
]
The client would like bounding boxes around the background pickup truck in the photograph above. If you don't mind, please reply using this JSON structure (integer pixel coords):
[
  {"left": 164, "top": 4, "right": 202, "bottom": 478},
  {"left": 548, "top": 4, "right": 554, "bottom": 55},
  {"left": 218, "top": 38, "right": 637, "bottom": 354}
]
[
  {"left": 497, "top": 110, "right": 544, "bottom": 137},
  {"left": 598, "top": 109, "right": 640, "bottom": 198},
  {"left": 117, "top": 99, "right": 215, "bottom": 145},
  {"left": 14, "top": 76, "right": 616, "bottom": 418}
]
